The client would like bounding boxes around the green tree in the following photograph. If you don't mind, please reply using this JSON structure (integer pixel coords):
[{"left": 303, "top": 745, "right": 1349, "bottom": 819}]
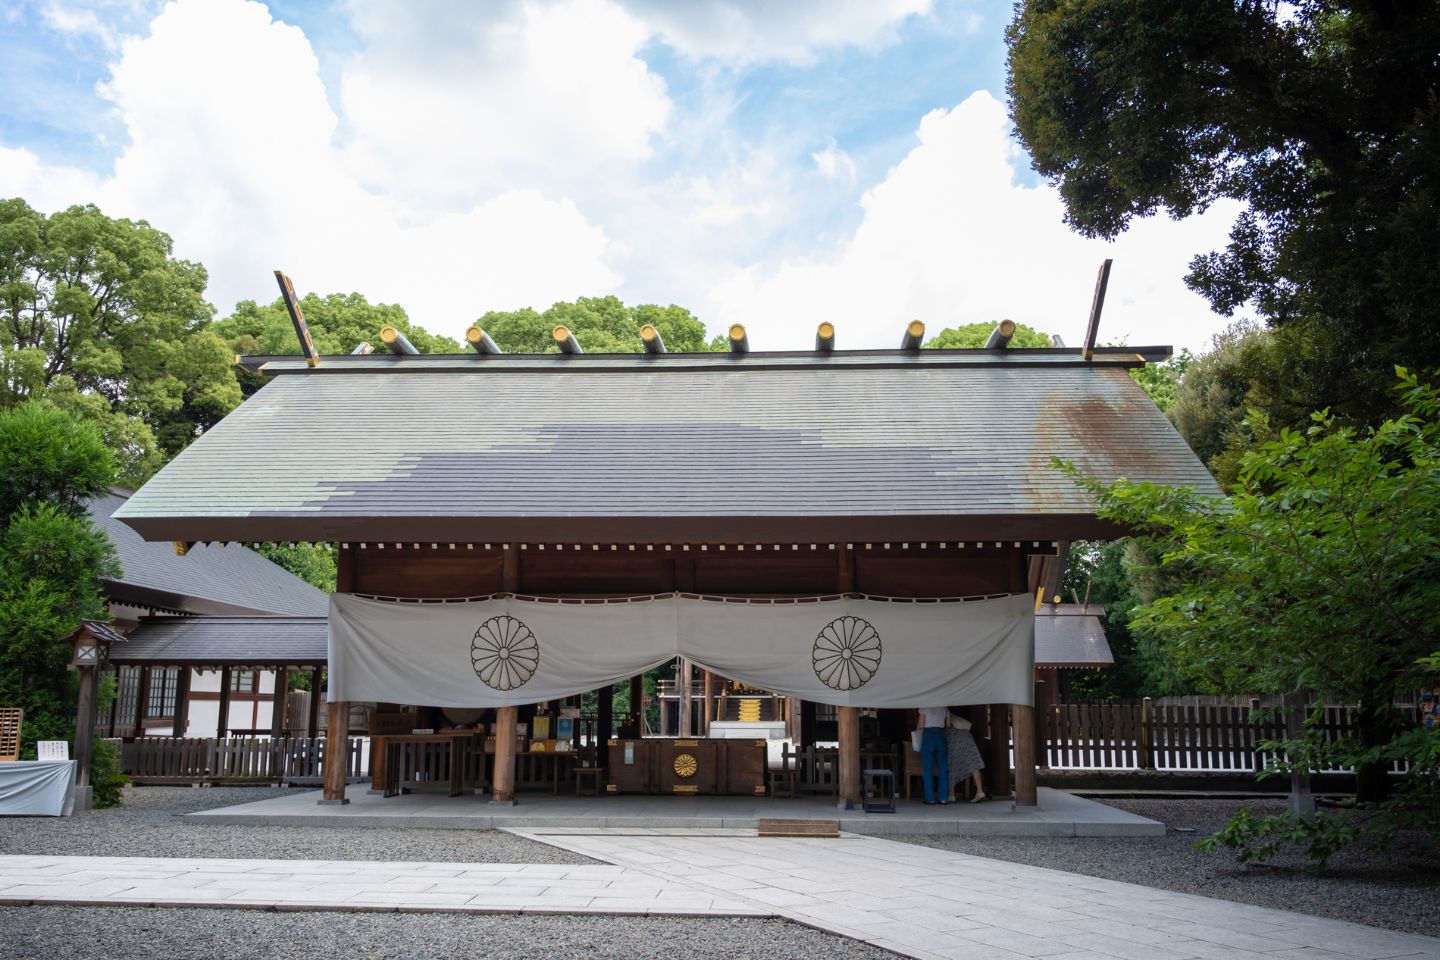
[
  {"left": 215, "top": 292, "right": 460, "bottom": 357},
  {"left": 0, "top": 403, "right": 118, "bottom": 759},
  {"left": 479, "top": 296, "right": 715, "bottom": 354},
  {"left": 1059, "top": 370, "right": 1440, "bottom": 810},
  {"left": 255, "top": 542, "right": 336, "bottom": 593},
  {"left": 923, "top": 321, "right": 1051, "bottom": 349},
  {"left": 1007, "top": 2, "right": 1440, "bottom": 425},
  {"left": 0, "top": 199, "right": 237, "bottom": 469}
]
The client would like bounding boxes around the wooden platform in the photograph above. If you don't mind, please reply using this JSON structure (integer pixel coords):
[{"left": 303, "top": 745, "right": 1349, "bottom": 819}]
[{"left": 757, "top": 818, "right": 841, "bottom": 838}]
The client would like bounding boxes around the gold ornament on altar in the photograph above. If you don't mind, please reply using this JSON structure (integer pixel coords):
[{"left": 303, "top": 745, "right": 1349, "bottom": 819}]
[{"left": 673, "top": 753, "right": 698, "bottom": 778}]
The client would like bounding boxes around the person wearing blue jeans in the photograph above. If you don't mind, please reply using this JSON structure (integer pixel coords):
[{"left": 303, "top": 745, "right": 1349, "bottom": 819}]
[{"left": 917, "top": 706, "right": 950, "bottom": 805}]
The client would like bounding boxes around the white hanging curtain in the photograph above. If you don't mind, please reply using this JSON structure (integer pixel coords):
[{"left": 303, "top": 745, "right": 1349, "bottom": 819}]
[{"left": 327, "top": 592, "right": 1034, "bottom": 709}]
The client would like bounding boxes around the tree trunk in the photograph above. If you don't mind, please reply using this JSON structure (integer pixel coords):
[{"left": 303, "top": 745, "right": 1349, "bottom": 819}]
[{"left": 1354, "top": 683, "right": 1398, "bottom": 804}]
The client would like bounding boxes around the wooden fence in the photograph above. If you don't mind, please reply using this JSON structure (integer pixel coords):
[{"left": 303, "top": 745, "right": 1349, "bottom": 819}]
[
  {"left": 110, "top": 736, "right": 369, "bottom": 786},
  {"left": 1042, "top": 700, "right": 1415, "bottom": 774}
]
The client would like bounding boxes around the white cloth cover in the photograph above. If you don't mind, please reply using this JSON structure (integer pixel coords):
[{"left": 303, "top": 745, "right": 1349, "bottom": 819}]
[
  {"left": 0, "top": 760, "right": 76, "bottom": 816},
  {"left": 329, "top": 592, "right": 1034, "bottom": 709}
]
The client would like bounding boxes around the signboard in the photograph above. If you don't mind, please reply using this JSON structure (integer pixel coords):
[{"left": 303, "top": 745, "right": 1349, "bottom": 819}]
[{"left": 36, "top": 741, "right": 69, "bottom": 761}]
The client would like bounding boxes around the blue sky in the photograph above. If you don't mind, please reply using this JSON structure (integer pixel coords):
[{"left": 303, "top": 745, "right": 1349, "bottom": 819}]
[{"left": 0, "top": 0, "right": 1239, "bottom": 351}]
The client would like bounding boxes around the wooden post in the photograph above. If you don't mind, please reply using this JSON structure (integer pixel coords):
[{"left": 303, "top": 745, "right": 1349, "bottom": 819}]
[
  {"left": 172, "top": 667, "right": 190, "bottom": 737},
  {"left": 307, "top": 667, "right": 321, "bottom": 736},
  {"left": 702, "top": 670, "right": 714, "bottom": 737},
  {"left": 270, "top": 668, "right": 287, "bottom": 739},
  {"left": 320, "top": 698, "right": 349, "bottom": 804},
  {"left": 1012, "top": 703, "right": 1037, "bottom": 806},
  {"left": 134, "top": 666, "right": 151, "bottom": 734},
  {"left": 988, "top": 704, "right": 1011, "bottom": 797},
  {"left": 73, "top": 666, "right": 96, "bottom": 796},
  {"left": 1140, "top": 697, "right": 1156, "bottom": 770},
  {"left": 678, "top": 658, "right": 693, "bottom": 737},
  {"left": 836, "top": 543, "right": 860, "bottom": 809},
  {"left": 1284, "top": 691, "right": 1315, "bottom": 817},
  {"left": 598, "top": 684, "right": 614, "bottom": 744},
  {"left": 217, "top": 667, "right": 232, "bottom": 739},
  {"left": 628, "top": 675, "right": 643, "bottom": 736},
  {"left": 492, "top": 705, "right": 518, "bottom": 804}
]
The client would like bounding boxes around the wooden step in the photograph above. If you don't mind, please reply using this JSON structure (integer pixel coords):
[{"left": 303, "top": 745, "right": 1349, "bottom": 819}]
[{"left": 757, "top": 818, "right": 841, "bottom": 838}]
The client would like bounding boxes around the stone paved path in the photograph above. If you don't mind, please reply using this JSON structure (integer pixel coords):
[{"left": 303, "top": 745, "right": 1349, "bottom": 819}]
[
  {"left": 513, "top": 829, "right": 1440, "bottom": 960},
  {"left": 0, "top": 854, "right": 764, "bottom": 916},
  {"left": 4, "top": 834, "right": 1438, "bottom": 960}
]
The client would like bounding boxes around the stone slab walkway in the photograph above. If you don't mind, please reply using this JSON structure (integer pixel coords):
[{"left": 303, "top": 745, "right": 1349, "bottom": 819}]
[
  {"left": 0, "top": 854, "right": 765, "bottom": 916},
  {"left": 512, "top": 829, "right": 1440, "bottom": 960},
  {"left": 187, "top": 785, "right": 1162, "bottom": 837}
]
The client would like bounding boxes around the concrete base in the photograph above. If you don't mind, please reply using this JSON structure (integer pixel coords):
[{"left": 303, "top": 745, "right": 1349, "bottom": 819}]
[
  {"left": 191, "top": 786, "right": 1162, "bottom": 837},
  {"left": 315, "top": 798, "right": 350, "bottom": 806},
  {"left": 71, "top": 786, "right": 92, "bottom": 814}
]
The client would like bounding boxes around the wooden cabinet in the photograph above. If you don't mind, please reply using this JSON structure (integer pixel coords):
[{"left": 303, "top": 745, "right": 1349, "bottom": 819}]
[{"left": 605, "top": 738, "right": 766, "bottom": 795}]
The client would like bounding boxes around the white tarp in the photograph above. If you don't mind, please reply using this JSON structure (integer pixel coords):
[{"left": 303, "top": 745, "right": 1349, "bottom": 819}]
[
  {"left": 329, "top": 592, "right": 1034, "bottom": 709},
  {"left": 0, "top": 760, "right": 76, "bottom": 817}
]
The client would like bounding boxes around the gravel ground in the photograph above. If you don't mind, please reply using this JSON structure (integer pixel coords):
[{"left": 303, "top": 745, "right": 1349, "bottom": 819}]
[
  {"left": 0, "top": 786, "right": 592, "bottom": 864},
  {"left": 0, "top": 908, "right": 896, "bottom": 960},
  {"left": 896, "top": 797, "right": 1440, "bottom": 938}
]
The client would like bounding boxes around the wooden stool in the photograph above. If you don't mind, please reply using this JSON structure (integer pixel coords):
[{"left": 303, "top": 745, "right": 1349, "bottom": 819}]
[
  {"left": 768, "top": 768, "right": 796, "bottom": 798},
  {"left": 862, "top": 768, "right": 895, "bottom": 813},
  {"left": 574, "top": 766, "right": 603, "bottom": 797}
]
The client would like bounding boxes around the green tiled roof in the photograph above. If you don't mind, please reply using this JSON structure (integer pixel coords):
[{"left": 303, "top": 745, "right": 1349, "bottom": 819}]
[{"left": 116, "top": 349, "right": 1219, "bottom": 543}]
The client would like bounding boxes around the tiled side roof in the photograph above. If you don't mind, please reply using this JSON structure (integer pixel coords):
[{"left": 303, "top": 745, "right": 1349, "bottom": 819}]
[
  {"left": 115, "top": 352, "right": 1219, "bottom": 543},
  {"left": 1035, "top": 614, "right": 1114, "bottom": 668},
  {"left": 93, "top": 491, "right": 328, "bottom": 616},
  {"left": 107, "top": 616, "right": 327, "bottom": 666}
]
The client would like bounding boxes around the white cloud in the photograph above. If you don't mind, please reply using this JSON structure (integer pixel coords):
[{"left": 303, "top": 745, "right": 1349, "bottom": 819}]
[
  {"left": 619, "top": 0, "right": 932, "bottom": 64},
  {"left": 336, "top": 0, "right": 671, "bottom": 212},
  {"left": 812, "top": 141, "right": 857, "bottom": 184},
  {"left": 706, "top": 92, "right": 1238, "bottom": 354},
  {"left": 0, "top": 0, "right": 623, "bottom": 338},
  {"left": 40, "top": 1, "right": 124, "bottom": 51}
]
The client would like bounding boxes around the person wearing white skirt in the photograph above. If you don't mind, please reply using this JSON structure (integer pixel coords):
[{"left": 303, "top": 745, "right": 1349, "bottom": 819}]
[{"left": 945, "top": 708, "right": 987, "bottom": 803}]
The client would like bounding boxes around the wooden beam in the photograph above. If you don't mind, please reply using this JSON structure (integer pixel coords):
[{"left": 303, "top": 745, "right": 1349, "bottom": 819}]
[
  {"left": 379, "top": 325, "right": 418, "bottom": 355},
  {"left": 815, "top": 322, "right": 835, "bottom": 352},
  {"left": 628, "top": 674, "right": 644, "bottom": 736},
  {"left": 465, "top": 326, "right": 503, "bottom": 355},
  {"left": 553, "top": 324, "right": 582, "bottom": 354},
  {"left": 307, "top": 666, "right": 321, "bottom": 736},
  {"left": 492, "top": 705, "right": 518, "bottom": 804},
  {"left": 73, "top": 666, "right": 96, "bottom": 797},
  {"left": 727, "top": 324, "right": 749, "bottom": 353},
  {"left": 702, "top": 670, "right": 714, "bottom": 737},
  {"left": 598, "top": 684, "right": 614, "bottom": 746},
  {"left": 900, "top": 319, "right": 925, "bottom": 351},
  {"left": 274, "top": 271, "right": 319, "bottom": 367},
  {"left": 1013, "top": 703, "right": 1037, "bottom": 806},
  {"left": 988, "top": 704, "right": 1011, "bottom": 798},
  {"left": 984, "top": 319, "right": 1016, "bottom": 349},
  {"left": 270, "top": 668, "right": 287, "bottom": 739},
  {"left": 350, "top": 341, "right": 373, "bottom": 355},
  {"left": 1081, "top": 259, "right": 1113, "bottom": 361},
  {"left": 639, "top": 323, "right": 666, "bottom": 354}
]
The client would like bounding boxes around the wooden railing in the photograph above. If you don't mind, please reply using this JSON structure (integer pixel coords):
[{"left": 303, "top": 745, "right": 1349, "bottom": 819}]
[
  {"left": 110, "top": 736, "right": 368, "bottom": 786},
  {"left": 777, "top": 744, "right": 900, "bottom": 795}
]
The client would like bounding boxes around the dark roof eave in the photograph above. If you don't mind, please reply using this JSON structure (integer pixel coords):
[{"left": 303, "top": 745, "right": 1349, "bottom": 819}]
[
  {"left": 116, "top": 513, "right": 1135, "bottom": 545},
  {"left": 101, "top": 579, "right": 288, "bottom": 617}
]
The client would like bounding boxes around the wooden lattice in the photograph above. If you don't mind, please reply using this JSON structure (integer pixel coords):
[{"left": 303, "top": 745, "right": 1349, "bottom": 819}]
[{"left": 0, "top": 708, "right": 21, "bottom": 762}]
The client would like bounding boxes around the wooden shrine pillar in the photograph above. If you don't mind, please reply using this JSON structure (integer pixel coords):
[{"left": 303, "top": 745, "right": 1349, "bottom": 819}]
[
  {"left": 307, "top": 666, "right": 321, "bottom": 736},
  {"left": 270, "top": 667, "right": 287, "bottom": 739},
  {"left": 678, "top": 658, "right": 693, "bottom": 737},
  {"left": 491, "top": 705, "right": 518, "bottom": 804},
  {"left": 134, "top": 666, "right": 151, "bottom": 734},
  {"left": 73, "top": 663, "right": 96, "bottom": 794},
  {"left": 836, "top": 544, "right": 861, "bottom": 809},
  {"left": 702, "top": 670, "right": 714, "bottom": 736},
  {"left": 172, "top": 667, "right": 190, "bottom": 738},
  {"left": 490, "top": 543, "right": 520, "bottom": 805},
  {"left": 217, "top": 667, "right": 232, "bottom": 738},
  {"left": 598, "top": 684, "right": 614, "bottom": 744},
  {"left": 320, "top": 545, "right": 355, "bottom": 805},
  {"left": 800, "top": 700, "right": 816, "bottom": 748},
  {"left": 1012, "top": 704, "right": 1037, "bottom": 806},
  {"left": 988, "top": 704, "right": 1011, "bottom": 798}
]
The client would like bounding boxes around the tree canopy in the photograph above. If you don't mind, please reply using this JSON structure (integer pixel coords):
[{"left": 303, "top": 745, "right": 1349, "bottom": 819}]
[
  {"left": 1007, "top": 1, "right": 1440, "bottom": 423},
  {"left": 922, "top": 320, "right": 1051, "bottom": 349},
  {"left": 0, "top": 199, "right": 238, "bottom": 483},
  {"left": 214, "top": 292, "right": 461, "bottom": 358},
  {"left": 478, "top": 297, "right": 715, "bottom": 354}
]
